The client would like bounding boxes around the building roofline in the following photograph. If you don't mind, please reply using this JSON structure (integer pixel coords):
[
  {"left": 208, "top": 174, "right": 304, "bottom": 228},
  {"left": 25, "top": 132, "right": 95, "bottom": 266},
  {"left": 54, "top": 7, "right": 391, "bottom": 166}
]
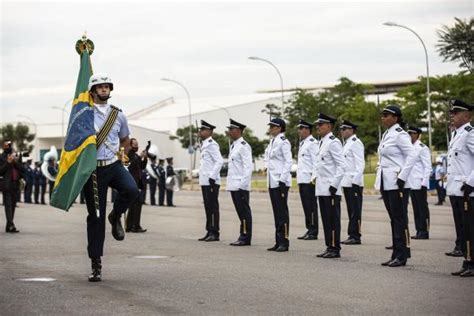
[{"left": 256, "top": 79, "right": 419, "bottom": 95}]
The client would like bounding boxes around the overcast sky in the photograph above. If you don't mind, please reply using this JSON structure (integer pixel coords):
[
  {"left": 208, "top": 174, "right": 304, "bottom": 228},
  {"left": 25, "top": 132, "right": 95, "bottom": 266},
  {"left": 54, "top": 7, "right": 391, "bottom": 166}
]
[{"left": 1, "top": 0, "right": 472, "bottom": 124}]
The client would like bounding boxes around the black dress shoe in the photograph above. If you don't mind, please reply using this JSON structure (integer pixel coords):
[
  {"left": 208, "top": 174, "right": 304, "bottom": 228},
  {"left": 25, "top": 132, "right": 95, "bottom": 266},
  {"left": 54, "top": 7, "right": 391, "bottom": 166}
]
[
  {"left": 342, "top": 238, "right": 361, "bottom": 245},
  {"left": 297, "top": 232, "right": 308, "bottom": 240},
  {"left": 204, "top": 235, "right": 219, "bottom": 242},
  {"left": 388, "top": 258, "right": 407, "bottom": 267},
  {"left": 108, "top": 211, "right": 125, "bottom": 241},
  {"left": 230, "top": 240, "right": 251, "bottom": 246},
  {"left": 6, "top": 226, "right": 20, "bottom": 233},
  {"left": 132, "top": 227, "right": 147, "bottom": 233},
  {"left": 460, "top": 269, "right": 474, "bottom": 277},
  {"left": 381, "top": 259, "right": 393, "bottom": 266},
  {"left": 415, "top": 235, "right": 429, "bottom": 240},
  {"left": 385, "top": 245, "right": 393, "bottom": 250},
  {"left": 275, "top": 246, "right": 289, "bottom": 252},
  {"left": 451, "top": 268, "right": 467, "bottom": 276},
  {"left": 198, "top": 233, "right": 210, "bottom": 241},
  {"left": 88, "top": 258, "right": 102, "bottom": 282},
  {"left": 445, "top": 250, "right": 464, "bottom": 257},
  {"left": 316, "top": 250, "right": 329, "bottom": 257},
  {"left": 322, "top": 251, "right": 340, "bottom": 258},
  {"left": 303, "top": 235, "right": 318, "bottom": 240},
  {"left": 267, "top": 245, "right": 278, "bottom": 251}
]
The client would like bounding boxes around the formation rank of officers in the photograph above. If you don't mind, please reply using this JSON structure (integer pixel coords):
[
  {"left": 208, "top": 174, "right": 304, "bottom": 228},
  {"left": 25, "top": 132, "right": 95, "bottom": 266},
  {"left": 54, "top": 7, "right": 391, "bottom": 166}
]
[
  {"left": 193, "top": 99, "right": 473, "bottom": 277},
  {"left": 196, "top": 114, "right": 361, "bottom": 258}
]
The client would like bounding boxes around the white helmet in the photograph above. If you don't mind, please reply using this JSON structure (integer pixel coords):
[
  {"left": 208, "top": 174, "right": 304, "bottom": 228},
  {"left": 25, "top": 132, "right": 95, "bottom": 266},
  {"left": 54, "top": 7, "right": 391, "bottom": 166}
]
[{"left": 88, "top": 73, "right": 114, "bottom": 92}]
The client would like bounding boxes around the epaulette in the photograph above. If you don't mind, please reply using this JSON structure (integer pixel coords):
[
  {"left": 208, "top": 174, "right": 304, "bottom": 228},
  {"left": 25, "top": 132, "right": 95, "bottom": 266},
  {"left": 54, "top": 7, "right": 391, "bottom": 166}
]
[
  {"left": 420, "top": 143, "right": 425, "bottom": 147},
  {"left": 465, "top": 125, "right": 472, "bottom": 132},
  {"left": 281, "top": 136, "right": 286, "bottom": 140},
  {"left": 241, "top": 141, "right": 246, "bottom": 145},
  {"left": 208, "top": 139, "right": 213, "bottom": 143},
  {"left": 395, "top": 127, "right": 402, "bottom": 132},
  {"left": 110, "top": 105, "right": 122, "bottom": 112},
  {"left": 352, "top": 137, "right": 356, "bottom": 141},
  {"left": 329, "top": 135, "right": 335, "bottom": 140}
]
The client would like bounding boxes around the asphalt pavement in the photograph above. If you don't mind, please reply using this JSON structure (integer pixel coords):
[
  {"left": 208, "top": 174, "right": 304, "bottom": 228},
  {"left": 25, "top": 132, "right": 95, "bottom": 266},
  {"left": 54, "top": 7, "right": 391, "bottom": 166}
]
[{"left": 0, "top": 190, "right": 472, "bottom": 315}]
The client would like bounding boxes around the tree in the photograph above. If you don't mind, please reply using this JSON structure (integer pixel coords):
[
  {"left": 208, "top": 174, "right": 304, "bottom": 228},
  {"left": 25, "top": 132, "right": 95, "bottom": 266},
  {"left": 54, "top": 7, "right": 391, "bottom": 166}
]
[
  {"left": 0, "top": 123, "right": 35, "bottom": 153},
  {"left": 282, "top": 78, "right": 379, "bottom": 156},
  {"left": 437, "top": 17, "right": 473, "bottom": 74},
  {"left": 394, "top": 73, "right": 474, "bottom": 150},
  {"left": 169, "top": 125, "right": 198, "bottom": 151}
]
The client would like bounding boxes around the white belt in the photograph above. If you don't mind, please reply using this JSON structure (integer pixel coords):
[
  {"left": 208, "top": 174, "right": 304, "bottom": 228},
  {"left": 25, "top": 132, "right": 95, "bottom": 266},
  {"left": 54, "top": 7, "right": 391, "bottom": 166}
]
[{"left": 97, "top": 157, "right": 118, "bottom": 167}]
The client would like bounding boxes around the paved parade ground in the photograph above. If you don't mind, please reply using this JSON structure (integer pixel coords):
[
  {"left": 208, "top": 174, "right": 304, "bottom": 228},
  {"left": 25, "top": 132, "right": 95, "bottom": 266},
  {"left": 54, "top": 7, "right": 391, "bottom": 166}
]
[{"left": 0, "top": 190, "right": 472, "bottom": 315}]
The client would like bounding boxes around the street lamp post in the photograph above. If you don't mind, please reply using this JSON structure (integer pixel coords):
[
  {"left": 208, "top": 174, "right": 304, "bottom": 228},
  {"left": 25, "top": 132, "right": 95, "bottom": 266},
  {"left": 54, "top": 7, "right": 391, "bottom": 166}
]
[
  {"left": 161, "top": 78, "right": 194, "bottom": 182},
  {"left": 17, "top": 115, "right": 38, "bottom": 161},
  {"left": 248, "top": 56, "right": 285, "bottom": 115},
  {"left": 383, "top": 22, "right": 432, "bottom": 156},
  {"left": 211, "top": 104, "right": 232, "bottom": 149}
]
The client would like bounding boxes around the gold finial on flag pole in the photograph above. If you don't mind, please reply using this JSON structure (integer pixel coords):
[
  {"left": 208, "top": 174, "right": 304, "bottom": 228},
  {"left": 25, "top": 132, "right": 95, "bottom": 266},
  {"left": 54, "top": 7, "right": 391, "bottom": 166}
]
[{"left": 75, "top": 32, "right": 94, "bottom": 55}]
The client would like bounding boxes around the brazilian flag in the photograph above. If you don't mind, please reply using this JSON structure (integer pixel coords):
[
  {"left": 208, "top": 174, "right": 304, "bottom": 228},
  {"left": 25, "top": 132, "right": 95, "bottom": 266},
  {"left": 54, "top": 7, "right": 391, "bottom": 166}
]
[{"left": 50, "top": 38, "right": 96, "bottom": 210}]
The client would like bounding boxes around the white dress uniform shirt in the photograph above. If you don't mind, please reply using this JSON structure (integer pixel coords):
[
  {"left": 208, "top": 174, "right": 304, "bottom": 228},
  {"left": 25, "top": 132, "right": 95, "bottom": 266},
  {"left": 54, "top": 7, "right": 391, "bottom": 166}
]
[
  {"left": 296, "top": 135, "right": 319, "bottom": 184},
  {"left": 93, "top": 104, "right": 130, "bottom": 161},
  {"left": 446, "top": 123, "right": 474, "bottom": 197},
  {"left": 375, "top": 123, "right": 417, "bottom": 191},
  {"left": 226, "top": 137, "right": 253, "bottom": 191},
  {"left": 313, "top": 132, "right": 345, "bottom": 196},
  {"left": 199, "top": 137, "right": 224, "bottom": 186},
  {"left": 264, "top": 132, "right": 292, "bottom": 188},
  {"left": 407, "top": 139, "right": 432, "bottom": 190},
  {"left": 341, "top": 135, "right": 365, "bottom": 188}
]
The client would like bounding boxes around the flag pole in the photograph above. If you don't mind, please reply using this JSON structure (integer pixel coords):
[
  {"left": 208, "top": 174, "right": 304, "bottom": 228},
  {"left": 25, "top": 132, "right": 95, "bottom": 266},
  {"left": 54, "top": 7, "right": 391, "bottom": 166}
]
[{"left": 79, "top": 33, "right": 100, "bottom": 219}]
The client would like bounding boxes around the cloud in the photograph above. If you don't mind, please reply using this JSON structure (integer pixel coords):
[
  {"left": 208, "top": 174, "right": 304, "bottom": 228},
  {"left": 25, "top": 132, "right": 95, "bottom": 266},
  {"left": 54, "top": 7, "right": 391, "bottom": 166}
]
[{"left": 1, "top": 1, "right": 471, "bottom": 124}]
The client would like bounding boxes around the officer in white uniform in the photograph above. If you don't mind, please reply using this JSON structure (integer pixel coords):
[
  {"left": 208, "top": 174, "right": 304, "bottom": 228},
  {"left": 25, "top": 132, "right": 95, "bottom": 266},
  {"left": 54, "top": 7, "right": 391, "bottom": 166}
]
[
  {"left": 446, "top": 99, "right": 474, "bottom": 277},
  {"left": 314, "top": 113, "right": 345, "bottom": 259},
  {"left": 198, "top": 120, "right": 224, "bottom": 242},
  {"left": 407, "top": 126, "right": 432, "bottom": 240},
  {"left": 296, "top": 119, "right": 319, "bottom": 240},
  {"left": 376, "top": 105, "right": 417, "bottom": 267},
  {"left": 339, "top": 120, "right": 365, "bottom": 245},
  {"left": 226, "top": 119, "right": 253, "bottom": 246},
  {"left": 264, "top": 118, "right": 292, "bottom": 252}
]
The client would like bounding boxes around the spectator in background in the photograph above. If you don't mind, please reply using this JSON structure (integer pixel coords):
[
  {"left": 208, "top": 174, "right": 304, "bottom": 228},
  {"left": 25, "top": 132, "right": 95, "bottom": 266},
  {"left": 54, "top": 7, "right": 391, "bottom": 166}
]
[
  {"left": 166, "top": 157, "right": 176, "bottom": 207},
  {"left": 0, "top": 141, "right": 24, "bottom": 233},
  {"left": 125, "top": 138, "right": 147, "bottom": 233},
  {"left": 23, "top": 159, "right": 34, "bottom": 204},
  {"left": 434, "top": 158, "right": 446, "bottom": 206}
]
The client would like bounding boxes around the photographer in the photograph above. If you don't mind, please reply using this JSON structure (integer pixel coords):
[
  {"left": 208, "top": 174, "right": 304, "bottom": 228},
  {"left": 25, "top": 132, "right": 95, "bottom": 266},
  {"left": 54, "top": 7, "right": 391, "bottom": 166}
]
[
  {"left": 125, "top": 138, "right": 148, "bottom": 233},
  {"left": 0, "top": 141, "right": 25, "bottom": 233}
]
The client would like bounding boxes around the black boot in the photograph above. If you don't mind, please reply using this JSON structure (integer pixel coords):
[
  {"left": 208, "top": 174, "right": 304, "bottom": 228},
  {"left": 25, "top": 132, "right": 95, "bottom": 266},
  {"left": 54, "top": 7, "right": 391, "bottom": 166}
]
[
  {"left": 108, "top": 211, "right": 125, "bottom": 241},
  {"left": 88, "top": 258, "right": 102, "bottom": 282}
]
